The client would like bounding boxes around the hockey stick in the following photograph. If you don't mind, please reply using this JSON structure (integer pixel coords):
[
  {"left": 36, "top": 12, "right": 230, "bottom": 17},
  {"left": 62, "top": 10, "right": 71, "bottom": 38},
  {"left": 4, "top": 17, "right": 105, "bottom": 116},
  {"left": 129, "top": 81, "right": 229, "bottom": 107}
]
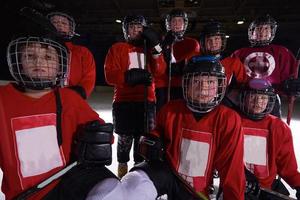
[
  {"left": 143, "top": 39, "right": 150, "bottom": 135},
  {"left": 171, "top": 169, "right": 208, "bottom": 200},
  {"left": 260, "top": 187, "right": 296, "bottom": 200},
  {"left": 286, "top": 48, "right": 300, "bottom": 125},
  {"left": 13, "top": 161, "right": 78, "bottom": 200},
  {"left": 167, "top": 43, "right": 174, "bottom": 102}
]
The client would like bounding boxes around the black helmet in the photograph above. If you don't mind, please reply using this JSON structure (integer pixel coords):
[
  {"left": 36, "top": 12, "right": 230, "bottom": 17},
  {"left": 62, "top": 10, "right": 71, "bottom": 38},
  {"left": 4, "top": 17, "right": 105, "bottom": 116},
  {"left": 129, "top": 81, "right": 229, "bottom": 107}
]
[
  {"left": 7, "top": 36, "right": 69, "bottom": 90},
  {"left": 122, "top": 14, "right": 147, "bottom": 41},
  {"left": 183, "top": 56, "right": 227, "bottom": 113},
  {"left": 7, "top": 7, "right": 69, "bottom": 90},
  {"left": 47, "top": 12, "right": 77, "bottom": 40},
  {"left": 248, "top": 14, "right": 277, "bottom": 46},
  {"left": 240, "top": 78, "right": 276, "bottom": 120},
  {"left": 200, "top": 20, "right": 227, "bottom": 55},
  {"left": 165, "top": 9, "right": 188, "bottom": 38}
]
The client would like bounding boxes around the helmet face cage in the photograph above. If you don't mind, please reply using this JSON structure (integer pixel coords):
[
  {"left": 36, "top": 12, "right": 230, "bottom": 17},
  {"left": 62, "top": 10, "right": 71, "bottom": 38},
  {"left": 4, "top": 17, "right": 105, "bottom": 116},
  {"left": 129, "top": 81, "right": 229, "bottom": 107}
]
[
  {"left": 48, "top": 12, "right": 76, "bottom": 39},
  {"left": 200, "top": 22, "right": 227, "bottom": 55},
  {"left": 248, "top": 16, "right": 277, "bottom": 46},
  {"left": 165, "top": 10, "right": 188, "bottom": 38},
  {"left": 7, "top": 37, "right": 69, "bottom": 90},
  {"left": 122, "top": 15, "right": 147, "bottom": 41},
  {"left": 240, "top": 86, "right": 276, "bottom": 120},
  {"left": 183, "top": 71, "right": 226, "bottom": 113}
]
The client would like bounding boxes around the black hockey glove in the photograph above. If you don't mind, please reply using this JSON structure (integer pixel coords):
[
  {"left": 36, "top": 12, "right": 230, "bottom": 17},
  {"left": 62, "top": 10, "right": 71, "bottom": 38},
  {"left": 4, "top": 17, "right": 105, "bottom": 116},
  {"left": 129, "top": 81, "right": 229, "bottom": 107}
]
[
  {"left": 282, "top": 78, "right": 300, "bottom": 97},
  {"left": 67, "top": 85, "right": 87, "bottom": 99},
  {"left": 125, "top": 68, "right": 152, "bottom": 86},
  {"left": 169, "top": 60, "right": 186, "bottom": 76},
  {"left": 138, "top": 134, "right": 165, "bottom": 162},
  {"left": 75, "top": 121, "right": 114, "bottom": 166},
  {"left": 245, "top": 167, "right": 260, "bottom": 198},
  {"left": 296, "top": 187, "right": 300, "bottom": 199},
  {"left": 162, "top": 31, "right": 176, "bottom": 48},
  {"left": 142, "top": 27, "right": 161, "bottom": 50}
]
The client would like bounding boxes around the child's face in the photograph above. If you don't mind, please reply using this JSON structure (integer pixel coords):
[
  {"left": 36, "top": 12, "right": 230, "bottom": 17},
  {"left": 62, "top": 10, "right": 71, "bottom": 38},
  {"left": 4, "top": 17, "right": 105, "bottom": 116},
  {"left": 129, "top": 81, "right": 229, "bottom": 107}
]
[
  {"left": 170, "top": 17, "right": 185, "bottom": 33},
  {"left": 245, "top": 93, "right": 269, "bottom": 114},
  {"left": 252, "top": 24, "right": 272, "bottom": 41},
  {"left": 205, "top": 35, "right": 222, "bottom": 53},
  {"left": 188, "top": 75, "right": 218, "bottom": 104},
  {"left": 21, "top": 43, "right": 59, "bottom": 80},
  {"left": 50, "top": 15, "right": 71, "bottom": 36},
  {"left": 127, "top": 23, "right": 143, "bottom": 40}
]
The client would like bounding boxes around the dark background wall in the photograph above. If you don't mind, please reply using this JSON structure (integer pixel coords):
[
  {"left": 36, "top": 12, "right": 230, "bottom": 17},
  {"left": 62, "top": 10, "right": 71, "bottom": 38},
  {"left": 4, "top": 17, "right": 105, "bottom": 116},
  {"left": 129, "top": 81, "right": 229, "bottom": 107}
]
[{"left": 1, "top": 0, "right": 299, "bottom": 85}]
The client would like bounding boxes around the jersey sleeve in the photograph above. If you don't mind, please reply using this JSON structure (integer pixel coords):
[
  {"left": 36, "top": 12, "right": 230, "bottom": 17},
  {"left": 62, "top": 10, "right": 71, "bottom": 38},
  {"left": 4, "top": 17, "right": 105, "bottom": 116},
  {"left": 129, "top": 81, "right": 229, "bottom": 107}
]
[
  {"left": 148, "top": 53, "right": 167, "bottom": 76},
  {"left": 174, "top": 38, "right": 200, "bottom": 61},
  {"left": 214, "top": 109, "right": 245, "bottom": 199},
  {"left": 78, "top": 47, "right": 96, "bottom": 97},
  {"left": 231, "top": 57, "right": 249, "bottom": 83},
  {"left": 104, "top": 44, "right": 126, "bottom": 87},
  {"left": 279, "top": 47, "right": 297, "bottom": 82},
  {"left": 274, "top": 120, "right": 300, "bottom": 188},
  {"left": 63, "top": 89, "right": 105, "bottom": 125}
]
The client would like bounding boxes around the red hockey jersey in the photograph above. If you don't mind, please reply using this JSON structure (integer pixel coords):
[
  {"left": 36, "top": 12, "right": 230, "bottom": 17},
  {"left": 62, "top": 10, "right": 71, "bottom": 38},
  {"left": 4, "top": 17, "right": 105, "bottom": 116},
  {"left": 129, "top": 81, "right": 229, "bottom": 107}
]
[
  {"left": 221, "top": 57, "right": 249, "bottom": 84},
  {"left": 65, "top": 42, "right": 96, "bottom": 97},
  {"left": 152, "top": 100, "right": 245, "bottom": 199},
  {"left": 155, "top": 37, "right": 200, "bottom": 88},
  {"left": 0, "top": 84, "right": 103, "bottom": 199},
  {"left": 104, "top": 42, "right": 166, "bottom": 102},
  {"left": 232, "top": 44, "right": 297, "bottom": 86},
  {"left": 242, "top": 115, "right": 300, "bottom": 189}
]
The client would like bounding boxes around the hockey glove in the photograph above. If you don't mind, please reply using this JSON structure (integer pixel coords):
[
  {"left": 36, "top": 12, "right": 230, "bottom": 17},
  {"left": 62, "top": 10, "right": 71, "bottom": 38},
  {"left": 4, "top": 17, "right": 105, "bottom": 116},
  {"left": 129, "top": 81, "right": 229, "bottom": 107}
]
[
  {"left": 68, "top": 85, "right": 87, "bottom": 99},
  {"left": 142, "top": 27, "right": 161, "bottom": 51},
  {"left": 162, "top": 31, "right": 176, "bottom": 48},
  {"left": 125, "top": 68, "right": 152, "bottom": 86},
  {"left": 138, "top": 134, "right": 165, "bottom": 162},
  {"left": 75, "top": 121, "right": 114, "bottom": 166},
  {"left": 282, "top": 78, "right": 300, "bottom": 97},
  {"left": 169, "top": 60, "right": 186, "bottom": 76},
  {"left": 245, "top": 167, "right": 260, "bottom": 198}
]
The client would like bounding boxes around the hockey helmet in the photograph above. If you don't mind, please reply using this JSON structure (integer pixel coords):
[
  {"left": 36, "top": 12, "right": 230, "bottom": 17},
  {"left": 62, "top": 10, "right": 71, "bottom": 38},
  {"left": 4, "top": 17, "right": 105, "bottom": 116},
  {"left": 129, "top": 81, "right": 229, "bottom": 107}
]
[
  {"left": 47, "top": 12, "right": 76, "bottom": 39},
  {"left": 248, "top": 14, "right": 277, "bottom": 46},
  {"left": 182, "top": 56, "right": 227, "bottom": 113},
  {"left": 122, "top": 14, "right": 147, "bottom": 41},
  {"left": 200, "top": 20, "right": 227, "bottom": 55},
  {"left": 165, "top": 9, "right": 188, "bottom": 38},
  {"left": 240, "top": 78, "right": 276, "bottom": 120}
]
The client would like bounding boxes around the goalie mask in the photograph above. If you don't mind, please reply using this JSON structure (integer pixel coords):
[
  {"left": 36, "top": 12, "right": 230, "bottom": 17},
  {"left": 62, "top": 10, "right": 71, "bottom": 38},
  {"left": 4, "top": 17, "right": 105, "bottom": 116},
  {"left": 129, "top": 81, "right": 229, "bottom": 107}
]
[
  {"left": 7, "top": 36, "right": 69, "bottom": 90},
  {"left": 240, "top": 78, "right": 276, "bottom": 120},
  {"left": 47, "top": 12, "right": 76, "bottom": 39},
  {"left": 122, "top": 14, "right": 147, "bottom": 44},
  {"left": 248, "top": 14, "right": 277, "bottom": 47},
  {"left": 183, "top": 56, "right": 227, "bottom": 113},
  {"left": 200, "top": 21, "right": 227, "bottom": 55},
  {"left": 165, "top": 9, "right": 188, "bottom": 39}
]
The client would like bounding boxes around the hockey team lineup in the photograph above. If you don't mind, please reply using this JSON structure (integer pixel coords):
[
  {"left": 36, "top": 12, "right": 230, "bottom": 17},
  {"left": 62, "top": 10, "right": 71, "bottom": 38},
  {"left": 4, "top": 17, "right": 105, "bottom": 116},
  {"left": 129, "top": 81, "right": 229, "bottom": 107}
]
[{"left": 0, "top": 4, "right": 300, "bottom": 200}]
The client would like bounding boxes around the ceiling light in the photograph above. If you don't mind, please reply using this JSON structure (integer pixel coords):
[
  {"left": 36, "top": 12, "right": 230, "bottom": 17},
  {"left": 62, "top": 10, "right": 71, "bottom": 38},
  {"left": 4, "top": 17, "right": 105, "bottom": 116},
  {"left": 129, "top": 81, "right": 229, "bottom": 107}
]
[
  {"left": 237, "top": 20, "right": 244, "bottom": 25},
  {"left": 115, "top": 19, "right": 122, "bottom": 23},
  {"left": 225, "top": 35, "right": 230, "bottom": 38}
]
